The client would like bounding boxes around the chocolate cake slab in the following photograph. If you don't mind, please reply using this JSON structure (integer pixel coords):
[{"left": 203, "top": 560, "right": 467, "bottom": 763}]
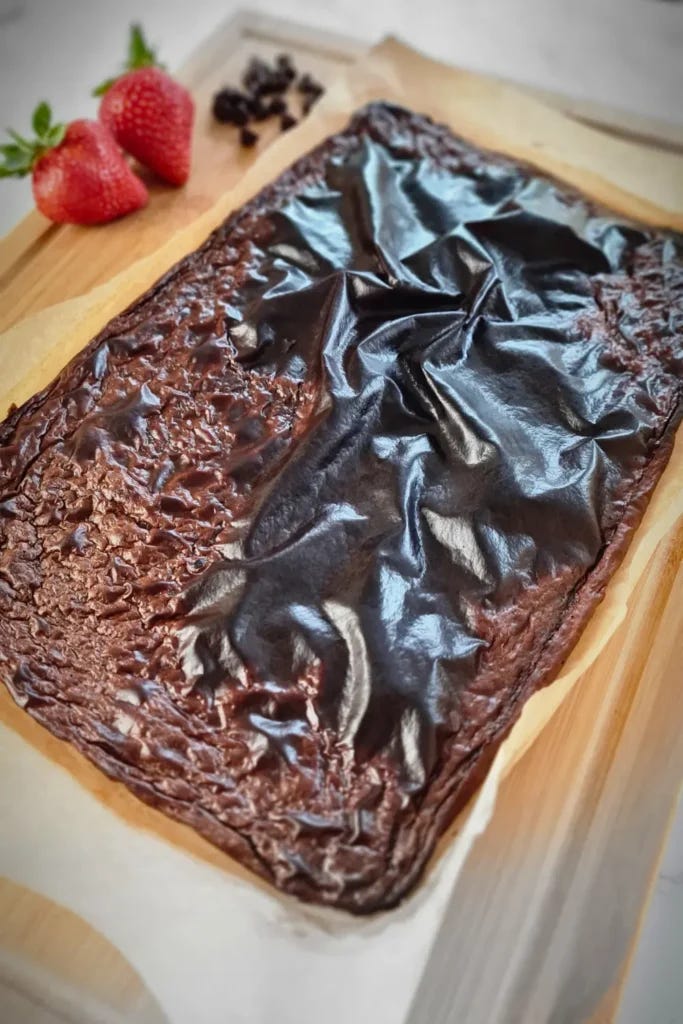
[{"left": 1, "top": 103, "right": 681, "bottom": 913}]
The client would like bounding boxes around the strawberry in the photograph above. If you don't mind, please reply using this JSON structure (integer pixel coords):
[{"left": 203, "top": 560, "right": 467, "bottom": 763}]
[
  {"left": 0, "top": 102, "right": 148, "bottom": 225},
  {"left": 95, "top": 25, "right": 194, "bottom": 187}
]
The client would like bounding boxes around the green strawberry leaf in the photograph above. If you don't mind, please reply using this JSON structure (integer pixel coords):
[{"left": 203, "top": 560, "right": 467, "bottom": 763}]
[
  {"left": 93, "top": 23, "right": 164, "bottom": 96},
  {"left": 6, "top": 129, "right": 33, "bottom": 152},
  {"left": 0, "top": 144, "right": 26, "bottom": 164},
  {"left": 46, "top": 123, "right": 66, "bottom": 146},
  {"left": 127, "top": 23, "right": 165, "bottom": 70},
  {"left": 92, "top": 77, "right": 117, "bottom": 98},
  {"left": 128, "top": 23, "right": 157, "bottom": 68},
  {"left": 32, "top": 101, "right": 52, "bottom": 138},
  {"left": 0, "top": 143, "right": 33, "bottom": 177},
  {"left": 1, "top": 108, "right": 66, "bottom": 178}
]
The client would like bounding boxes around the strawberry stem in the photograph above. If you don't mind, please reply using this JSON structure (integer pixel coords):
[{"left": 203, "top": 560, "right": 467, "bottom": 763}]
[
  {"left": 0, "top": 103, "right": 65, "bottom": 178},
  {"left": 93, "top": 23, "right": 165, "bottom": 96},
  {"left": 127, "top": 24, "right": 158, "bottom": 70}
]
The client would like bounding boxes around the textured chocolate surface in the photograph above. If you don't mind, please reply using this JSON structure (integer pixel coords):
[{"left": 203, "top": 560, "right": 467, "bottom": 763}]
[{"left": 1, "top": 103, "right": 681, "bottom": 913}]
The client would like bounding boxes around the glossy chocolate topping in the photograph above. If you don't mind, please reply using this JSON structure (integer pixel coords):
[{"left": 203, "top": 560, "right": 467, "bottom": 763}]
[{"left": 1, "top": 104, "right": 681, "bottom": 912}]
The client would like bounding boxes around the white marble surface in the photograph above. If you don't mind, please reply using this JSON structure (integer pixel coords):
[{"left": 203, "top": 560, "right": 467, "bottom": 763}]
[{"left": 0, "top": 1, "right": 681, "bottom": 1021}]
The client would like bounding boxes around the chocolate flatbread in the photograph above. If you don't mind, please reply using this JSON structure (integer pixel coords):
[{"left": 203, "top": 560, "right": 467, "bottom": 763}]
[{"left": 1, "top": 103, "right": 681, "bottom": 912}]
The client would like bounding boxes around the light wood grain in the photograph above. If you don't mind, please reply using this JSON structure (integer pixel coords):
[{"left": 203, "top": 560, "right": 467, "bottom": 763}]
[
  {"left": 2, "top": 13, "right": 682, "bottom": 335},
  {"left": 0, "top": 16, "right": 359, "bottom": 335},
  {"left": 0, "top": 880, "right": 166, "bottom": 1024},
  {"left": 0, "top": 12, "right": 681, "bottom": 1024},
  {"left": 373, "top": 38, "right": 683, "bottom": 231},
  {"left": 409, "top": 522, "right": 683, "bottom": 1024}
]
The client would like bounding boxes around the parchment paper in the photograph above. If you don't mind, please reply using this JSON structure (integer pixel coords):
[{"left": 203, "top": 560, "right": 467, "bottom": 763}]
[{"left": 1, "top": 40, "right": 682, "bottom": 1024}]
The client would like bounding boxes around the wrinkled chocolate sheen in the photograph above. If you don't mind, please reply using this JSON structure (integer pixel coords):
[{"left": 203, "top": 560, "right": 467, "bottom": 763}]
[{"left": 1, "top": 104, "right": 681, "bottom": 912}]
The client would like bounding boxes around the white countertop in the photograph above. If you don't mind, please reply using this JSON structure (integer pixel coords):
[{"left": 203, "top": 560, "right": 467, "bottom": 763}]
[{"left": 0, "top": 1, "right": 681, "bottom": 1021}]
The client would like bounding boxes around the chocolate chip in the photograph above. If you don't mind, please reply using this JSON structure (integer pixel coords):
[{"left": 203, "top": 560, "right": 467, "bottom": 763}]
[
  {"left": 242, "top": 57, "right": 270, "bottom": 94},
  {"left": 297, "top": 73, "right": 323, "bottom": 96},
  {"left": 260, "top": 74, "right": 288, "bottom": 96},
  {"left": 212, "top": 88, "right": 250, "bottom": 126},
  {"left": 267, "top": 96, "right": 287, "bottom": 116},
  {"left": 276, "top": 53, "right": 296, "bottom": 76},
  {"left": 214, "top": 56, "right": 319, "bottom": 137},
  {"left": 215, "top": 87, "right": 245, "bottom": 104},
  {"left": 250, "top": 97, "right": 269, "bottom": 121},
  {"left": 243, "top": 56, "right": 293, "bottom": 98},
  {"left": 302, "top": 93, "right": 321, "bottom": 115},
  {"left": 212, "top": 91, "right": 237, "bottom": 124},
  {"left": 240, "top": 127, "right": 259, "bottom": 148}
]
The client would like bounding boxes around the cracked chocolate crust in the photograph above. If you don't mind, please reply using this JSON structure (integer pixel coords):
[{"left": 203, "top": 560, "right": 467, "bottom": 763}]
[{"left": 1, "top": 103, "right": 681, "bottom": 913}]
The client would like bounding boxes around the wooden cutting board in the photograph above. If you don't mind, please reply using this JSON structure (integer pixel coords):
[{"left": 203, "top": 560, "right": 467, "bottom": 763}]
[{"left": 1, "top": 12, "right": 682, "bottom": 1024}]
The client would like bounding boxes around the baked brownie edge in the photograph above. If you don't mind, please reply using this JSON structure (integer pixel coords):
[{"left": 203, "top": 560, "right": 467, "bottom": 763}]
[{"left": 1, "top": 102, "right": 681, "bottom": 914}]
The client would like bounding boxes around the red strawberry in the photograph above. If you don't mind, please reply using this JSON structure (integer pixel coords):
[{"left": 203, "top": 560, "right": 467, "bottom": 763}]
[
  {"left": 96, "top": 25, "right": 194, "bottom": 186},
  {"left": 0, "top": 102, "right": 147, "bottom": 225}
]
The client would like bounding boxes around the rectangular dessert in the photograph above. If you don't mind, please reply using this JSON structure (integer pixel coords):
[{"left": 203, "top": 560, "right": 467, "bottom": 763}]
[{"left": 1, "top": 103, "right": 681, "bottom": 913}]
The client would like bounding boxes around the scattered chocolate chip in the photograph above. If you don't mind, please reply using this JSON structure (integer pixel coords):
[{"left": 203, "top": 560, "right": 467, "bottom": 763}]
[
  {"left": 262, "top": 74, "right": 288, "bottom": 96},
  {"left": 276, "top": 53, "right": 296, "bottom": 77},
  {"left": 242, "top": 57, "right": 270, "bottom": 95},
  {"left": 249, "top": 96, "right": 269, "bottom": 120},
  {"left": 212, "top": 88, "right": 250, "bottom": 126},
  {"left": 222, "top": 87, "right": 245, "bottom": 103},
  {"left": 267, "top": 96, "right": 287, "bottom": 116},
  {"left": 212, "top": 90, "right": 236, "bottom": 123},
  {"left": 302, "top": 93, "right": 321, "bottom": 115},
  {"left": 212, "top": 96, "right": 230, "bottom": 122},
  {"left": 240, "top": 126, "right": 259, "bottom": 148},
  {"left": 242, "top": 56, "right": 293, "bottom": 97},
  {"left": 297, "top": 73, "right": 323, "bottom": 96},
  {"left": 213, "top": 56, "right": 322, "bottom": 133}
]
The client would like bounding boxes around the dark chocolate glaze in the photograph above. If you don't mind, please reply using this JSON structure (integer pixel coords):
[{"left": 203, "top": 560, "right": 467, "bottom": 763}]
[{"left": 1, "top": 104, "right": 681, "bottom": 913}]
